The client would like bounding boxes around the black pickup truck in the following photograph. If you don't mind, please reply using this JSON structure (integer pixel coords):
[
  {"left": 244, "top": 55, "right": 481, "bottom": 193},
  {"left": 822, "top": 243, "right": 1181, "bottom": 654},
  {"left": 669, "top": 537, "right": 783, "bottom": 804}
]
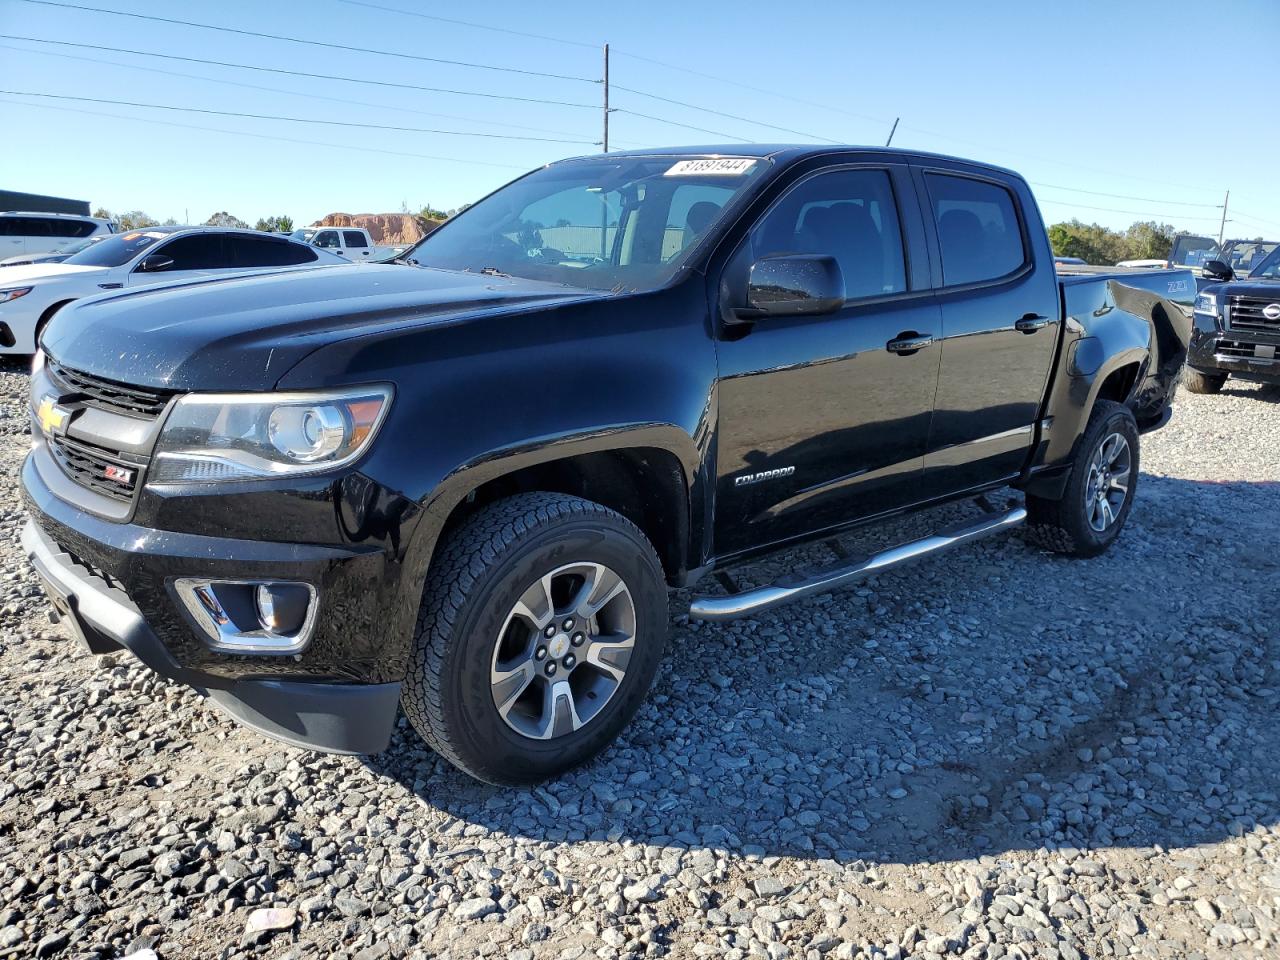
[
  {"left": 1184, "top": 245, "right": 1280, "bottom": 393},
  {"left": 21, "top": 146, "right": 1193, "bottom": 784}
]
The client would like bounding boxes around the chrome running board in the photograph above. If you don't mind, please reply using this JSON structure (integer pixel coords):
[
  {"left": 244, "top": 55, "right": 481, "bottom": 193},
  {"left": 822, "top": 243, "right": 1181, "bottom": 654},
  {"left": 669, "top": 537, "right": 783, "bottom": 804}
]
[{"left": 688, "top": 505, "right": 1027, "bottom": 622}]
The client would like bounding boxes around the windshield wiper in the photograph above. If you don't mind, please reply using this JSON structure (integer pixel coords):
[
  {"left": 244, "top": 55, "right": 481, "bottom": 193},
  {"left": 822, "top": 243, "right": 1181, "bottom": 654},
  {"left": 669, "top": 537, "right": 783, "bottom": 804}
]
[{"left": 478, "top": 265, "right": 511, "bottom": 277}]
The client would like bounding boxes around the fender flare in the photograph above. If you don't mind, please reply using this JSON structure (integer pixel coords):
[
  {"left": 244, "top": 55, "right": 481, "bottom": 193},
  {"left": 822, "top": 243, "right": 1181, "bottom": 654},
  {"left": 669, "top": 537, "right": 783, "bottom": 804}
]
[{"left": 396, "top": 421, "right": 703, "bottom": 609}]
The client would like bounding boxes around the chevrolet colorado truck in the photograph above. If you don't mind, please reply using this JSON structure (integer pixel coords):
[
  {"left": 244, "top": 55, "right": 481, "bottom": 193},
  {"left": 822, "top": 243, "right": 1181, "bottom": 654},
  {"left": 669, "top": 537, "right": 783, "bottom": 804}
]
[
  {"left": 21, "top": 146, "right": 1193, "bottom": 784},
  {"left": 1184, "top": 244, "right": 1280, "bottom": 393}
]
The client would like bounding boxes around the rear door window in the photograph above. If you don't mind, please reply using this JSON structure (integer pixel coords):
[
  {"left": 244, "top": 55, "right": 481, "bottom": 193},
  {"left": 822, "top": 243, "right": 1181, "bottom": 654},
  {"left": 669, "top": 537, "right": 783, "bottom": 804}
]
[
  {"left": 926, "top": 173, "right": 1027, "bottom": 286},
  {"left": 224, "top": 235, "right": 319, "bottom": 267},
  {"left": 342, "top": 230, "right": 368, "bottom": 248}
]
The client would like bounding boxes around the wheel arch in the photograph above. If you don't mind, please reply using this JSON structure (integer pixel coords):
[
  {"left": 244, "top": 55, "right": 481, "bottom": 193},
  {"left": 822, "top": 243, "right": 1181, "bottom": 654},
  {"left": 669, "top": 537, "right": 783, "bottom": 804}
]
[
  {"left": 439, "top": 446, "right": 692, "bottom": 583},
  {"left": 404, "top": 426, "right": 702, "bottom": 601},
  {"left": 31, "top": 298, "right": 77, "bottom": 353}
]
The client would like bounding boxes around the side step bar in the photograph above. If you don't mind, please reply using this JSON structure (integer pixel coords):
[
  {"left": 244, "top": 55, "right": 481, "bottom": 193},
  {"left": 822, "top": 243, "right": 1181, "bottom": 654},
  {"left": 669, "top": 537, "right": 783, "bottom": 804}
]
[{"left": 688, "top": 505, "right": 1026, "bottom": 623}]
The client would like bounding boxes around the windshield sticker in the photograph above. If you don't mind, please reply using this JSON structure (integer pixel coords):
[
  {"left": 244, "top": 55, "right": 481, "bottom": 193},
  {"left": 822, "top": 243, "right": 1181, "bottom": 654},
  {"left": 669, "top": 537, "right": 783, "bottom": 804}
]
[{"left": 664, "top": 158, "right": 756, "bottom": 177}]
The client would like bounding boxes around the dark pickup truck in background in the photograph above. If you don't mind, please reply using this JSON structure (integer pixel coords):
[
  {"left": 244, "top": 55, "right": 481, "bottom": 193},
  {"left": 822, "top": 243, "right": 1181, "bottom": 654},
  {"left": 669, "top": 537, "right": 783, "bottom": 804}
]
[
  {"left": 1185, "top": 244, "right": 1280, "bottom": 393},
  {"left": 21, "top": 146, "right": 1193, "bottom": 784}
]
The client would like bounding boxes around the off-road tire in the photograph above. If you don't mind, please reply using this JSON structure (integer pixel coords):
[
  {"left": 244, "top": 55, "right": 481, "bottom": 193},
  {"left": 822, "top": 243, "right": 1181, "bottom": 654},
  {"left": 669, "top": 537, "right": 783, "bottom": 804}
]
[
  {"left": 1182, "top": 367, "right": 1226, "bottom": 395},
  {"left": 1025, "top": 400, "right": 1139, "bottom": 558},
  {"left": 401, "top": 493, "right": 668, "bottom": 785}
]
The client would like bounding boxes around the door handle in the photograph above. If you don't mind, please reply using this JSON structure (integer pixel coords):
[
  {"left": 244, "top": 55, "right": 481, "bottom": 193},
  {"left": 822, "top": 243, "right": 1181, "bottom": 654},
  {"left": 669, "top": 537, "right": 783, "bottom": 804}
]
[
  {"left": 886, "top": 333, "right": 935, "bottom": 355},
  {"left": 1015, "top": 314, "right": 1051, "bottom": 333}
]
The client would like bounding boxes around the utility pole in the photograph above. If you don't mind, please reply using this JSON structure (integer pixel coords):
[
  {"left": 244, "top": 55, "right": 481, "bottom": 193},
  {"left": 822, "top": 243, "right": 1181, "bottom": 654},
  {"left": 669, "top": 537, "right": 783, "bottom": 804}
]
[
  {"left": 885, "top": 117, "right": 899, "bottom": 147},
  {"left": 1218, "top": 189, "right": 1229, "bottom": 246},
  {"left": 602, "top": 43, "right": 610, "bottom": 153}
]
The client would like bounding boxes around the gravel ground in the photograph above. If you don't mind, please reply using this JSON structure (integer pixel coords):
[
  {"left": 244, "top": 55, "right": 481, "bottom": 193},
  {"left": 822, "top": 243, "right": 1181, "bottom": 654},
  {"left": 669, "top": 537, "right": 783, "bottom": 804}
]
[{"left": 0, "top": 358, "right": 1277, "bottom": 960}]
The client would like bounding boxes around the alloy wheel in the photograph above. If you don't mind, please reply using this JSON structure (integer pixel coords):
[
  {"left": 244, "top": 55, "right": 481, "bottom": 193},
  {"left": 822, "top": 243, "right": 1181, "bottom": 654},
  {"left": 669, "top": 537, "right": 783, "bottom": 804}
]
[
  {"left": 490, "top": 562, "right": 636, "bottom": 740},
  {"left": 1085, "top": 432, "right": 1132, "bottom": 532}
]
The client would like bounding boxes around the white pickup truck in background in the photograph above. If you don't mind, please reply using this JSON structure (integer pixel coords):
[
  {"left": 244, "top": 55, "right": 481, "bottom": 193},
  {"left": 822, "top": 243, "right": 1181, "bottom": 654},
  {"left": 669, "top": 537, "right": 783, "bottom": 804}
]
[{"left": 289, "top": 226, "right": 406, "bottom": 261}]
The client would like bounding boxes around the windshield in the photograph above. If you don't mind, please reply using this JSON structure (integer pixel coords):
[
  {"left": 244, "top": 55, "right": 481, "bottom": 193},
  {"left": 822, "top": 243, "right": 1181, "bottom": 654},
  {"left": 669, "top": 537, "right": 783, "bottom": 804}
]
[
  {"left": 1248, "top": 245, "right": 1280, "bottom": 280},
  {"left": 1168, "top": 234, "right": 1218, "bottom": 268},
  {"left": 57, "top": 236, "right": 106, "bottom": 256},
  {"left": 1221, "top": 240, "right": 1278, "bottom": 276},
  {"left": 406, "top": 155, "right": 768, "bottom": 292},
  {"left": 63, "top": 229, "right": 178, "bottom": 267}
]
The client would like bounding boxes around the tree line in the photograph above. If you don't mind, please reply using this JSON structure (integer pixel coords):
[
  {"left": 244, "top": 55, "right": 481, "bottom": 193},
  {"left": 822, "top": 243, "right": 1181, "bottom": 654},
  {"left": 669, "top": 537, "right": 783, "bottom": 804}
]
[
  {"left": 92, "top": 209, "right": 295, "bottom": 233},
  {"left": 1048, "top": 219, "right": 1189, "bottom": 265}
]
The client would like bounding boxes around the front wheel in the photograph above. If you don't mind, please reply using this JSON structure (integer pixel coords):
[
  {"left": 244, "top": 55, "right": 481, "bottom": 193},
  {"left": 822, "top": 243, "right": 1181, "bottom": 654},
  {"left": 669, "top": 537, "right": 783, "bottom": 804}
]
[
  {"left": 402, "top": 493, "right": 668, "bottom": 785},
  {"left": 1026, "top": 400, "right": 1139, "bottom": 558},
  {"left": 1183, "top": 367, "right": 1227, "bottom": 395}
]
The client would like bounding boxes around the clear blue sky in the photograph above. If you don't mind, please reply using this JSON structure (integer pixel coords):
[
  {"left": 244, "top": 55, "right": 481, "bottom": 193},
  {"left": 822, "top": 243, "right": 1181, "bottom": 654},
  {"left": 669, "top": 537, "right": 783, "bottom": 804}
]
[{"left": 1, "top": 0, "right": 1277, "bottom": 238}]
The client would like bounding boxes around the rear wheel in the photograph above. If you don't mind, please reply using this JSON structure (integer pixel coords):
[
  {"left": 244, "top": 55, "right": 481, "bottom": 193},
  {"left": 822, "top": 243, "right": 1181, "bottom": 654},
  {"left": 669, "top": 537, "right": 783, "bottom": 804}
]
[
  {"left": 1026, "top": 400, "right": 1139, "bottom": 558},
  {"left": 1183, "top": 368, "right": 1226, "bottom": 394},
  {"left": 402, "top": 493, "right": 668, "bottom": 784}
]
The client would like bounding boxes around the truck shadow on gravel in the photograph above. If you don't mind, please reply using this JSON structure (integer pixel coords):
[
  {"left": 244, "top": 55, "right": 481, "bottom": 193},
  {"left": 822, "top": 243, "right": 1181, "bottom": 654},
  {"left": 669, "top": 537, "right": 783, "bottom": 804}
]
[
  {"left": 1221, "top": 382, "right": 1280, "bottom": 403},
  {"left": 370, "top": 473, "right": 1279, "bottom": 867}
]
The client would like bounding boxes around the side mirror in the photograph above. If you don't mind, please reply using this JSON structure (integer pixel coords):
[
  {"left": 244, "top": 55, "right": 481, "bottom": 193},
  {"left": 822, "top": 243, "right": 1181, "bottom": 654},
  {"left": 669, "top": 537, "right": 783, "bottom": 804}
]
[
  {"left": 138, "top": 254, "right": 175, "bottom": 273},
  {"left": 1202, "top": 259, "right": 1234, "bottom": 282},
  {"left": 742, "top": 254, "right": 845, "bottom": 320}
]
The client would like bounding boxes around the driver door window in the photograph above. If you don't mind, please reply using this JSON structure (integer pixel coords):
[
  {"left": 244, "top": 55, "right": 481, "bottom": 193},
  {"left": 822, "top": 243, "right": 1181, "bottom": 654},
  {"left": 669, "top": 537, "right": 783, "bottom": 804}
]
[
  {"left": 131, "top": 234, "right": 226, "bottom": 281},
  {"left": 313, "top": 230, "right": 341, "bottom": 249},
  {"left": 750, "top": 169, "right": 907, "bottom": 300}
]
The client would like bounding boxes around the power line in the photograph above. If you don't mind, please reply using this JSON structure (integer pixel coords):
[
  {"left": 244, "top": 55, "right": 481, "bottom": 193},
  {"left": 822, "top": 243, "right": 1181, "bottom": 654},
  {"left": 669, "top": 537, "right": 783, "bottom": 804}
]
[
  {"left": 895, "top": 122, "right": 1219, "bottom": 196},
  {"left": 0, "top": 97, "right": 528, "bottom": 169},
  {"left": 1035, "top": 198, "right": 1223, "bottom": 223},
  {"left": 335, "top": 0, "right": 598, "bottom": 50},
  {"left": 611, "top": 48, "right": 890, "bottom": 130},
  {"left": 0, "top": 90, "right": 598, "bottom": 144},
  {"left": 323, "top": 0, "right": 853, "bottom": 144},
  {"left": 333, "top": 0, "right": 891, "bottom": 136},
  {"left": 0, "top": 42, "right": 593, "bottom": 139},
  {"left": 12, "top": 0, "right": 597, "bottom": 83},
  {"left": 611, "top": 84, "right": 842, "bottom": 143},
  {"left": 1230, "top": 210, "right": 1280, "bottom": 233},
  {"left": 610, "top": 108, "right": 751, "bottom": 143},
  {"left": 0, "top": 35, "right": 600, "bottom": 110},
  {"left": 1029, "top": 181, "right": 1222, "bottom": 209}
]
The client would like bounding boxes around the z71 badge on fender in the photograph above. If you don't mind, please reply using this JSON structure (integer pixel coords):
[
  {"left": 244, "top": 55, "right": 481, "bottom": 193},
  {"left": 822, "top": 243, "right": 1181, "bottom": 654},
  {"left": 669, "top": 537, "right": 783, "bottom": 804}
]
[{"left": 734, "top": 465, "right": 796, "bottom": 487}]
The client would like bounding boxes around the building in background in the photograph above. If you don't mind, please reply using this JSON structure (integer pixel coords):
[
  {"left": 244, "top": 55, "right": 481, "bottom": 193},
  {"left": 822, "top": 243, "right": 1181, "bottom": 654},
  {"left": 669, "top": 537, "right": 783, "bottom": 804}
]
[{"left": 0, "top": 190, "right": 91, "bottom": 217}]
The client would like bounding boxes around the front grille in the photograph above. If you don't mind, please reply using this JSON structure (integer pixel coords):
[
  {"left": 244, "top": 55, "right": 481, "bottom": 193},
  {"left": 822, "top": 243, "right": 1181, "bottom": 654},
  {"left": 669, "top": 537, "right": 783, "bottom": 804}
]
[
  {"left": 47, "top": 361, "right": 173, "bottom": 419},
  {"left": 1217, "top": 340, "right": 1257, "bottom": 359},
  {"left": 48, "top": 435, "right": 145, "bottom": 503},
  {"left": 1226, "top": 296, "right": 1280, "bottom": 334}
]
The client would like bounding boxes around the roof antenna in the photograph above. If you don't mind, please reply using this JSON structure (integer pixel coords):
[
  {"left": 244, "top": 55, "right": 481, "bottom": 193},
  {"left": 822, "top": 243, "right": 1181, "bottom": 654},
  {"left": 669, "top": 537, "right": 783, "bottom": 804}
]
[{"left": 885, "top": 117, "right": 899, "bottom": 147}]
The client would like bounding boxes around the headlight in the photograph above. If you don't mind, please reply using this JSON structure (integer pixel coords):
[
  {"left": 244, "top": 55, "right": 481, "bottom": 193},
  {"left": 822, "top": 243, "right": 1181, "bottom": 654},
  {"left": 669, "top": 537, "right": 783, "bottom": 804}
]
[
  {"left": 0, "top": 286, "right": 32, "bottom": 303},
  {"left": 1193, "top": 292, "right": 1219, "bottom": 315},
  {"left": 149, "top": 386, "right": 392, "bottom": 484}
]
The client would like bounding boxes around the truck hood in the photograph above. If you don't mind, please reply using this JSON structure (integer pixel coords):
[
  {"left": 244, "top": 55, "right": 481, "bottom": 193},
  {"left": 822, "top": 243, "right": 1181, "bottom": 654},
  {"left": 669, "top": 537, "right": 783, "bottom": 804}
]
[
  {"left": 1228, "top": 279, "right": 1280, "bottom": 296},
  {"left": 42, "top": 265, "right": 603, "bottom": 391}
]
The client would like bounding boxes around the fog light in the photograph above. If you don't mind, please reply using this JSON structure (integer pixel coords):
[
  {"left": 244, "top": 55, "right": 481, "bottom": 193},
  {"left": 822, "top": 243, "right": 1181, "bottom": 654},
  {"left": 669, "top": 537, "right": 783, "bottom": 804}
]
[
  {"left": 173, "top": 578, "right": 317, "bottom": 654},
  {"left": 256, "top": 583, "right": 311, "bottom": 635}
]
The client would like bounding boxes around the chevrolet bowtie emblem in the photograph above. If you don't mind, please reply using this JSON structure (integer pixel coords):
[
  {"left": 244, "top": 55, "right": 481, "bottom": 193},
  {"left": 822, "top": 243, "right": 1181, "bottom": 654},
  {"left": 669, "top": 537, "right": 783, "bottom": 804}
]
[{"left": 36, "top": 396, "right": 69, "bottom": 435}]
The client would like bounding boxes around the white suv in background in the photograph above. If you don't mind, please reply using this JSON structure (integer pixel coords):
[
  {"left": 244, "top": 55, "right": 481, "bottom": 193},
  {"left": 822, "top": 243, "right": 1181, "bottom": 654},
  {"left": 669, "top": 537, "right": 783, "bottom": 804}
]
[
  {"left": 0, "top": 212, "right": 118, "bottom": 259},
  {"left": 0, "top": 226, "right": 349, "bottom": 355}
]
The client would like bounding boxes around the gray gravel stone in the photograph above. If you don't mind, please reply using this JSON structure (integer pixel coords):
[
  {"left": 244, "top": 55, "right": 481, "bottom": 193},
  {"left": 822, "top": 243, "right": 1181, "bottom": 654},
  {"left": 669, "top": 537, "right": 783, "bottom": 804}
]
[{"left": 0, "top": 363, "right": 1276, "bottom": 958}]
